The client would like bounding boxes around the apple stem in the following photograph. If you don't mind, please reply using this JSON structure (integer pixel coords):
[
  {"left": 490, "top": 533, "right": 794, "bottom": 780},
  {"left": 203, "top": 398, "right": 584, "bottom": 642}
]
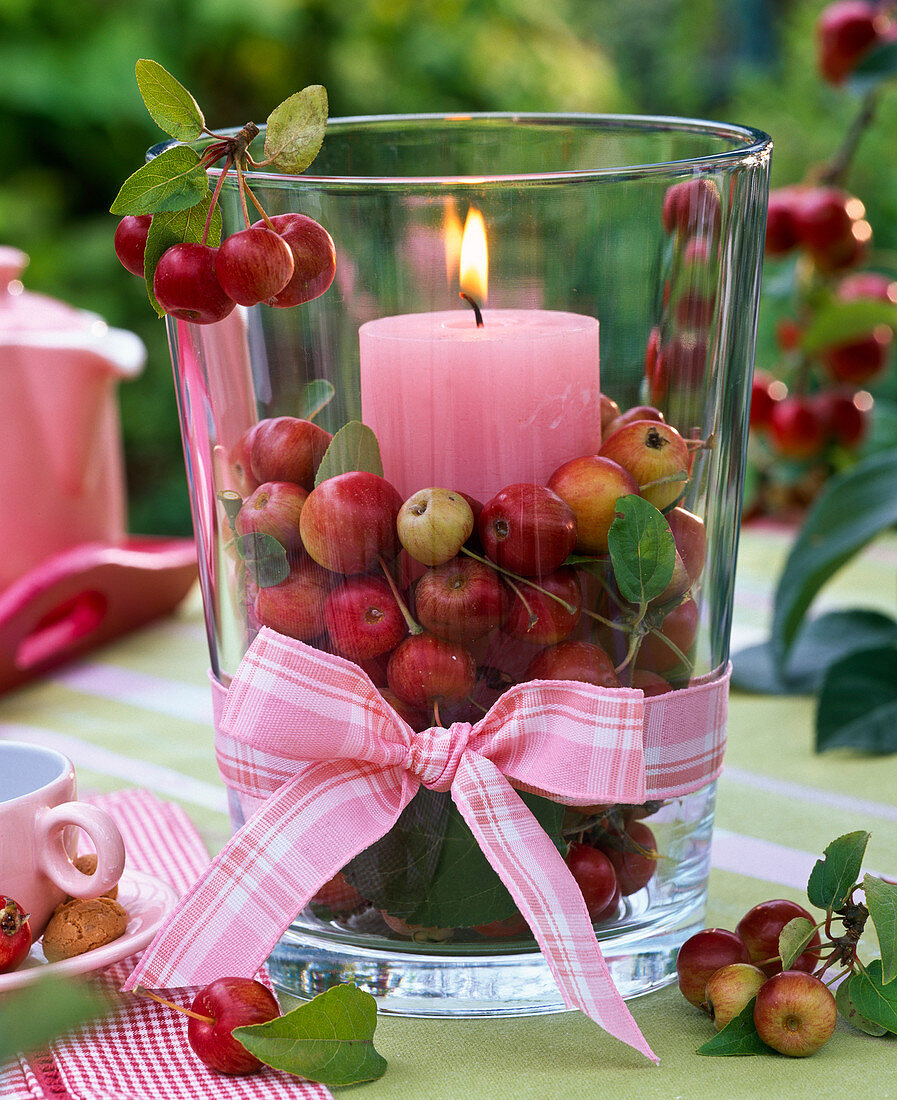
[
  {"left": 242, "top": 175, "right": 277, "bottom": 232},
  {"left": 459, "top": 547, "right": 577, "bottom": 615},
  {"left": 581, "top": 607, "right": 631, "bottom": 632},
  {"left": 378, "top": 557, "right": 422, "bottom": 635},
  {"left": 134, "top": 985, "right": 215, "bottom": 1025},
  {"left": 504, "top": 578, "right": 538, "bottom": 631},
  {"left": 638, "top": 469, "right": 689, "bottom": 492},
  {"left": 202, "top": 158, "right": 232, "bottom": 246},
  {"left": 432, "top": 700, "right": 442, "bottom": 727},
  {"left": 466, "top": 695, "right": 488, "bottom": 715},
  {"left": 614, "top": 632, "right": 642, "bottom": 676}
]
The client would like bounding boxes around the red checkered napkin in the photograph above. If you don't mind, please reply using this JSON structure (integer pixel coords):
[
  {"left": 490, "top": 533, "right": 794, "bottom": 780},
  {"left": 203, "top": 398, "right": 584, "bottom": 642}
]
[{"left": 0, "top": 788, "right": 331, "bottom": 1100}]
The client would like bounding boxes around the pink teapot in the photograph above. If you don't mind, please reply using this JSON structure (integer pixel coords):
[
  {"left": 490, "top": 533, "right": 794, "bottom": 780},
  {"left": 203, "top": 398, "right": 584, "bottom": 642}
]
[{"left": 0, "top": 247, "right": 196, "bottom": 691}]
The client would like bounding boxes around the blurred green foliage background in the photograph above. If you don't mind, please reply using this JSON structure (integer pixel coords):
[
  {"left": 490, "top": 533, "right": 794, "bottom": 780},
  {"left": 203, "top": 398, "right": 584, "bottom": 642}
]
[{"left": 2, "top": 0, "right": 895, "bottom": 534}]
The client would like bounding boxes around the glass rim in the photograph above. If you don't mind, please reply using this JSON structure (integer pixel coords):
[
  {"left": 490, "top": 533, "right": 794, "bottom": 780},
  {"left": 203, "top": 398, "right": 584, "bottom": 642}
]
[{"left": 149, "top": 111, "right": 772, "bottom": 187}]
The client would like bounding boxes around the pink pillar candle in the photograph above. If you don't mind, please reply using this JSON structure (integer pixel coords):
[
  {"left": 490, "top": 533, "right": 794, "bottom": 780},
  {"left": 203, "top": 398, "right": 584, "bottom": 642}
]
[{"left": 359, "top": 308, "right": 600, "bottom": 504}]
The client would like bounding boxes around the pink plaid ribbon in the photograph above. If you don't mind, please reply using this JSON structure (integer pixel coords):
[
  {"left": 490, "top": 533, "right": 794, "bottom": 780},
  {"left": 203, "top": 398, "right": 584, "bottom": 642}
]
[{"left": 126, "top": 629, "right": 730, "bottom": 1062}]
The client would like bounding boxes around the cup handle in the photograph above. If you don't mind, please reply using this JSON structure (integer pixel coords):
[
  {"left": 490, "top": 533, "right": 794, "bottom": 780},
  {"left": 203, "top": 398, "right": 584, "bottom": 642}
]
[{"left": 36, "top": 802, "right": 127, "bottom": 899}]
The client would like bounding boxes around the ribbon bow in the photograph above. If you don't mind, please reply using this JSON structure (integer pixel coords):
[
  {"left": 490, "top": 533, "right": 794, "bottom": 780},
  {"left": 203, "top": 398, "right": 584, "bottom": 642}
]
[{"left": 126, "top": 627, "right": 658, "bottom": 1062}]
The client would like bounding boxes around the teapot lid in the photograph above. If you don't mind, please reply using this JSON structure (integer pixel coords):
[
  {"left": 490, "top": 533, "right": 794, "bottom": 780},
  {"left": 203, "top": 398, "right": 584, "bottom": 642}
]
[{"left": 0, "top": 246, "right": 112, "bottom": 336}]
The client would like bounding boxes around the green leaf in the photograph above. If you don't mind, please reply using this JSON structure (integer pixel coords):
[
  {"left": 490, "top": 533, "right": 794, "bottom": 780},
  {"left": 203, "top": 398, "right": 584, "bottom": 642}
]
[
  {"left": 770, "top": 448, "right": 897, "bottom": 659},
  {"left": 806, "top": 831, "right": 870, "bottom": 911},
  {"left": 298, "top": 379, "right": 335, "bottom": 421},
  {"left": 110, "top": 144, "right": 208, "bottom": 216},
  {"left": 816, "top": 647, "right": 897, "bottom": 754},
  {"left": 800, "top": 299, "right": 897, "bottom": 354},
  {"left": 732, "top": 610, "right": 897, "bottom": 696},
  {"left": 143, "top": 193, "right": 221, "bottom": 316},
  {"left": 696, "top": 998, "right": 769, "bottom": 1056},
  {"left": 235, "top": 532, "right": 290, "bottom": 588},
  {"left": 836, "top": 974, "right": 888, "bottom": 1036},
  {"left": 135, "top": 59, "right": 204, "bottom": 141},
  {"left": 863, "top": 874, "right": 897, "bottom": 984},
  {"left": 263, "top": 86, "right": 328, "bottom": 174},
  {"left": 778, "top": 917, "right": 818, "bottom": 971},
  {"left": 849, "top": 960, "right": 897, "bottom": 1033},
  {"left": 607, "top": 495, "right": 675, "bottom": 606},
  {"left": 314, "top": 421, "right": 384, "bottom": 486},
  {"left": 0, "top": 976, "right": 108, "bottom": 1061},
  {"left": 233, "top": 983, "right": 387, "bottom": 1086},
  {"left": 848, "top": 38, "right": 897, "bottom": 94}
]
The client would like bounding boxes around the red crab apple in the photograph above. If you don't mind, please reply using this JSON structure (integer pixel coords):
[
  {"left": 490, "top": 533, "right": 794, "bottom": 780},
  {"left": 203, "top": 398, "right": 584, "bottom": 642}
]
[
  {"left": 214, "top": 226, "right": 294, "bottom": 307},
  {"left": 769, "top": 397, "right": 827, "bottom": 459},
  {"left": 479, "top": 483, "right": 577, "bottom": 577},
  {"left": 324, "top": 574, "right": 408, "bottom": 661},
  {"left": 735, "top": 899, "right": 822, "bottom": 977},
  {"left": 753, "top": 971, "right": 838, "bottom": 1057},
  {"left": 637, "top": 597, "right": 699, "bottom": 674},
  {"left": 252, "top": 213, "right": 336, "bottom": 306},
  {"left": 630, "top": 669, "right": 672, "bottom": 696},
  {"left": 599, "top": 820, "right": 658, "bottom": 896},
  {"left": 704, "top": 963, "right": 766, "bottom": 1030},
  {"left": 414, "top": 556, "right": 508, "bottom": 643},
  {"left": 235, "top": 481, "right": 307, "bottom": 550},
  {"left": 837, "top": 271, "right": 897, "bottom": 303},
  {"left": 817, "top": 0, "right": 886, "bottom": 84},
  {"left": 397, "top": 488, "right": 475, "bottom": 567},
  {"left": 598, "top": 421, "right": 690, "bottom": 511},
  {"left": 749, "top": 371, "right": 785, "bottom": 429},
  {"left": 228, "top": 425, "right": 261, "bottom": 495},
  {"left": 818, "top": 390, "right": 868, "bottom": 449},
  {"left": 154, "top": 242, "right": 236, "bottom": 325},
  {"left": 547, "top": 456, "right": 639, "bottom": 555},
  {"left": 666, "top": 507, "right": 707, "bottom": 585},
  {"left": 187, "top": 977, "right": 281, "bottom": 1075},
  {"left": 311, "top": 871, "right": 367, "bottom": 914},
  {"left": 662, "top": 178, "right": 722, "bottom": 238},
  {"left": 387, "top": 632, "right": 476, "bottom": 711},
  {"left": 565, "top": 843, "right": 619, "bottom": 919},
  {"left": 114, "top": 214, "right": 152, "bottom": 276},
  {"left": 300, "top": 470, "right": 402, "bottom": 574},
  {"left": 473, "top": 911, "right": 529, "bottom": 938},
  {"left": 599, "top": 393, "right": 622, "bottom": 435},
  {"left": 254, "top": 557, "right": 331, "bottom": 640},
  {"left": 603, "top": 404, "right": 665, "bottom": 440},
  {"left": 0, "top": 897, "right": 31, "bottom": 973},
  {"left": 249, "top": 416, "right": 332, "bottom": 491},
  {"left": 503, "top": 567, "right": 582, "bottom": 646},
  {"left": 525, "top": 640, "right": 619, "bottom": 688},
  {"left": 820, "top": 326, "right": 893, "bottom": 385},
  {"left": 675, "top": 927, "right": 752, "bottom": 1007},
  {"left": 764, "top": 189, "right": 802, "bottom": 256}
]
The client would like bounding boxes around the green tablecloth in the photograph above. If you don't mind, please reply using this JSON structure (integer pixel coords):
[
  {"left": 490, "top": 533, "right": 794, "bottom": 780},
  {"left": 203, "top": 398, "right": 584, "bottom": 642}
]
[{"left": 2, "top": 525, "right": 896, "bottom": 1098}]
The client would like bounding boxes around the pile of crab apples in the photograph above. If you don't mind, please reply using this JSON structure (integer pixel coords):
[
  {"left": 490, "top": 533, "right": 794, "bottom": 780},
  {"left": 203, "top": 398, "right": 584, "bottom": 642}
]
[
  {"left": 677, "top": 900, "right": 838, "bottom": 1057},
  {"left": 226, "top": 395, "right": 706, "bottom": 939}
]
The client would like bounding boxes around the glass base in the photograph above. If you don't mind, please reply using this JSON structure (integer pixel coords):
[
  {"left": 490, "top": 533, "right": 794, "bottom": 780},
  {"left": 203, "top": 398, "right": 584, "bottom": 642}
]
[{"left": 266, "top": 886, "right": 707, "bottom": 1017}]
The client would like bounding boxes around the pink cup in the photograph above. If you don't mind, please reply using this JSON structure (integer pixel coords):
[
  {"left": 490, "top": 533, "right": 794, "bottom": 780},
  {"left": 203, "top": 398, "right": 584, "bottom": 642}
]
[{"left": 0, "top": 741, "right": 126, "bottom": 936}]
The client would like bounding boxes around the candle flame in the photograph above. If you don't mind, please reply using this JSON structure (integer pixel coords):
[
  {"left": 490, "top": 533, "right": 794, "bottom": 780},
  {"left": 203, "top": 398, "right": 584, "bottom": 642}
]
[{"left": 459, "top": 207, "right": 488, "bottom": 304}]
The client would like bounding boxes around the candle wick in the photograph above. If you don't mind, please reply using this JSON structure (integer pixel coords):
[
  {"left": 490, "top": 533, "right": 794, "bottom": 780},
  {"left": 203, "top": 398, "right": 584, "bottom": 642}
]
[{"left": 459, "top": 292, "right": 484, "bottom": 328}]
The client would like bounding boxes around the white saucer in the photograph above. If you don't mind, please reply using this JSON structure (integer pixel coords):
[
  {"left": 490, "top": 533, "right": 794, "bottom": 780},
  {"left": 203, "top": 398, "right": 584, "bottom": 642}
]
[{"left": 0, "top": 869, "right": 178, "bottom": 990}]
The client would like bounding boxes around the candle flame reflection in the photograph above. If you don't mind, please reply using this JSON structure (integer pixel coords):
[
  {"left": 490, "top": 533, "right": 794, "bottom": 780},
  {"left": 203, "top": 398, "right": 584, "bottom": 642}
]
[
  {"left": 444, "top": 205, "right": 463, "bottom": 286},
  {"left": 459, "top": 207, "right": 488, "bottom": 304}
]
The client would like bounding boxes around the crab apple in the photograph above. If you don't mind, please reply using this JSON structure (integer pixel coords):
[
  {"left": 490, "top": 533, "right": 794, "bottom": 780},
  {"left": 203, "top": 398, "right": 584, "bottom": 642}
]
[
  {"left": 769, "top": 397, "right": 827, "bottom": 459},
  {"left": 749, "top": 370, "right": 785, "bottom": 429},
  {"left": 753, "top": 971, "right": 837, "bottom": 1057},
  {"left": 735, "top": 899, "right": 822, "bottom": 977},
  {"left": 665, "top": 507, "right": 707, "bottom": 585},
  {"left": 676, "top": 928, "right": 752, "bottom": 1007},
  {"left": 414, "top": 556, "right": 508, "bottom": 643},
  {"left": 504, "top": 567, "right": 582, "bottom": 646},
  {"left": 547, "top": 455, "right": 639, "bottom": 555},
  {"left": 820, "top": 326, "right": 893, "bottom": 385},
  {"left": 311, "top": 871, "right": 367, "bottom": 914},
  {"left": 598, "top": 421, "right": 690, "bottom": 511},
  {"left": 387, "top": 632, "right": 476, "bottom": 710},
  {"left": 114, "top": 214, "right": 152, "bottom": 276},
  {"left": 300, "top": 471, "right": 402, "bottom": 574},
  {"left": 473, "top": 911, "right": 529, "bottom": 938},
  {"left": 397, "top": 488, "right": 475, "bottom": 567},
  {"left": 566, "top": 843, "right": 619, "bottom": 920},
  {"left": 817, "top": 1, "right": 886, "bottom": 84},
  {"left": 153, "top": 242, "right": 236, "bottom": 325},
  {"left": 704, "top": 963, "right": 767, "bottom": 1030},
  {"left": 818, "top": 390, "right": 868, "bottom": 448},
  {"left": 0, "top": 897, "right": 31, "bottom": 974},
  {"left": 525, "top": 641, "right": 620, "bottom": 688},
  {"left": 674, "top": 290, "right": 716, "bottom": 330},
  {"left": 252, "top": 213, "right": 336, "bottom": 307},
  {"left": 599, "top": 393, "right": 622, "bottom": 435},
  {"left": 764, "top": 189, "right": 802, "bottom": 256},
  {"left": 630, "top": 669, "right": 672, "bottom": 696},
  {"left": 794, "top": 186, "right": 859, "bottom": 253},
  {"left": 599, "top": 820, "right": 658, "bottom": 896},
  {"left": 235, "top": 481, "right": 307, "bottom": 550},
  {"left": 637, "top": 597, "right": 699, "bottom": 674},
  {"left": 661, "top": 178, "right": 722, "bottom": 238},
  {"left": 187, "top": 977, "right": 281, "bottom": 1075},
  {"left": 837, "top": 271, "right": 897, "bottom": 303},
  {"left": 228, "top": 425, "right": 261, "bottom": 495},
  {"left": 381, "top": 913, "right": 453, "bottom": 941},
  {"left": 603, "top": 405, "right": 666, "bottom": 441},
  {"left": 479, "top": 483, "right": 577, "bottom": 577},
  {"left": 650, "top": 337, "right": 708, "bottom": 403},
  {"left": 776, "top": 319, "right": 804, "bottom": 352},
  {"left": 249, "top": 416, "right": 332, "bottom": 491},
  {"left": 214, "top": 227, "right": 294, "bottom": 307},
  {"left": 324, "top": 574, "right": 408, "bottom": 661},
  {"left": 254, "top": 557, "right": 331, "bottom": 640}
]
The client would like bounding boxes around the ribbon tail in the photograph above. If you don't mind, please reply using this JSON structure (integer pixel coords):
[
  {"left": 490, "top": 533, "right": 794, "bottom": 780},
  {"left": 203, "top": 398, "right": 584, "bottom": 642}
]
[
  {"left": 124, "top": 762, "right": 416, "bottom": 990},
  {"left": 451, "top": 753, "right": 659, "bottom": 1064}
]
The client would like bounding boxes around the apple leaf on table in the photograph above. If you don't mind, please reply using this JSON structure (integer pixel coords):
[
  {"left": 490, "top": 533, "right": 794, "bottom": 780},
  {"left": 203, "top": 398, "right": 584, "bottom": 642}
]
[
  {"left": 863, "top": 874, "right": 897, "bottom": 985},
  {"left": 847, "top": 961, "right": 897, "bottom": 1034},
  {"left": 815, "top": 646, "right": 897, "bottom": 753},
  {"left": 806, "top": 830, "right": 870, "bottom": 911},
  {"left": 233, "top": 984, "right": 387, "bottom": 1086},
  {"left": 696, "top": 999, "right": 769, "bottom": 1056},
  {"left": 778, "top": 917, "right": 818, "bottom": 971},
  {"left": 0, "top": 976, "right": 109, "bottom": 1062},
  {"left": 835, "top": 976, "right": 888, "bottom": 1036}
]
